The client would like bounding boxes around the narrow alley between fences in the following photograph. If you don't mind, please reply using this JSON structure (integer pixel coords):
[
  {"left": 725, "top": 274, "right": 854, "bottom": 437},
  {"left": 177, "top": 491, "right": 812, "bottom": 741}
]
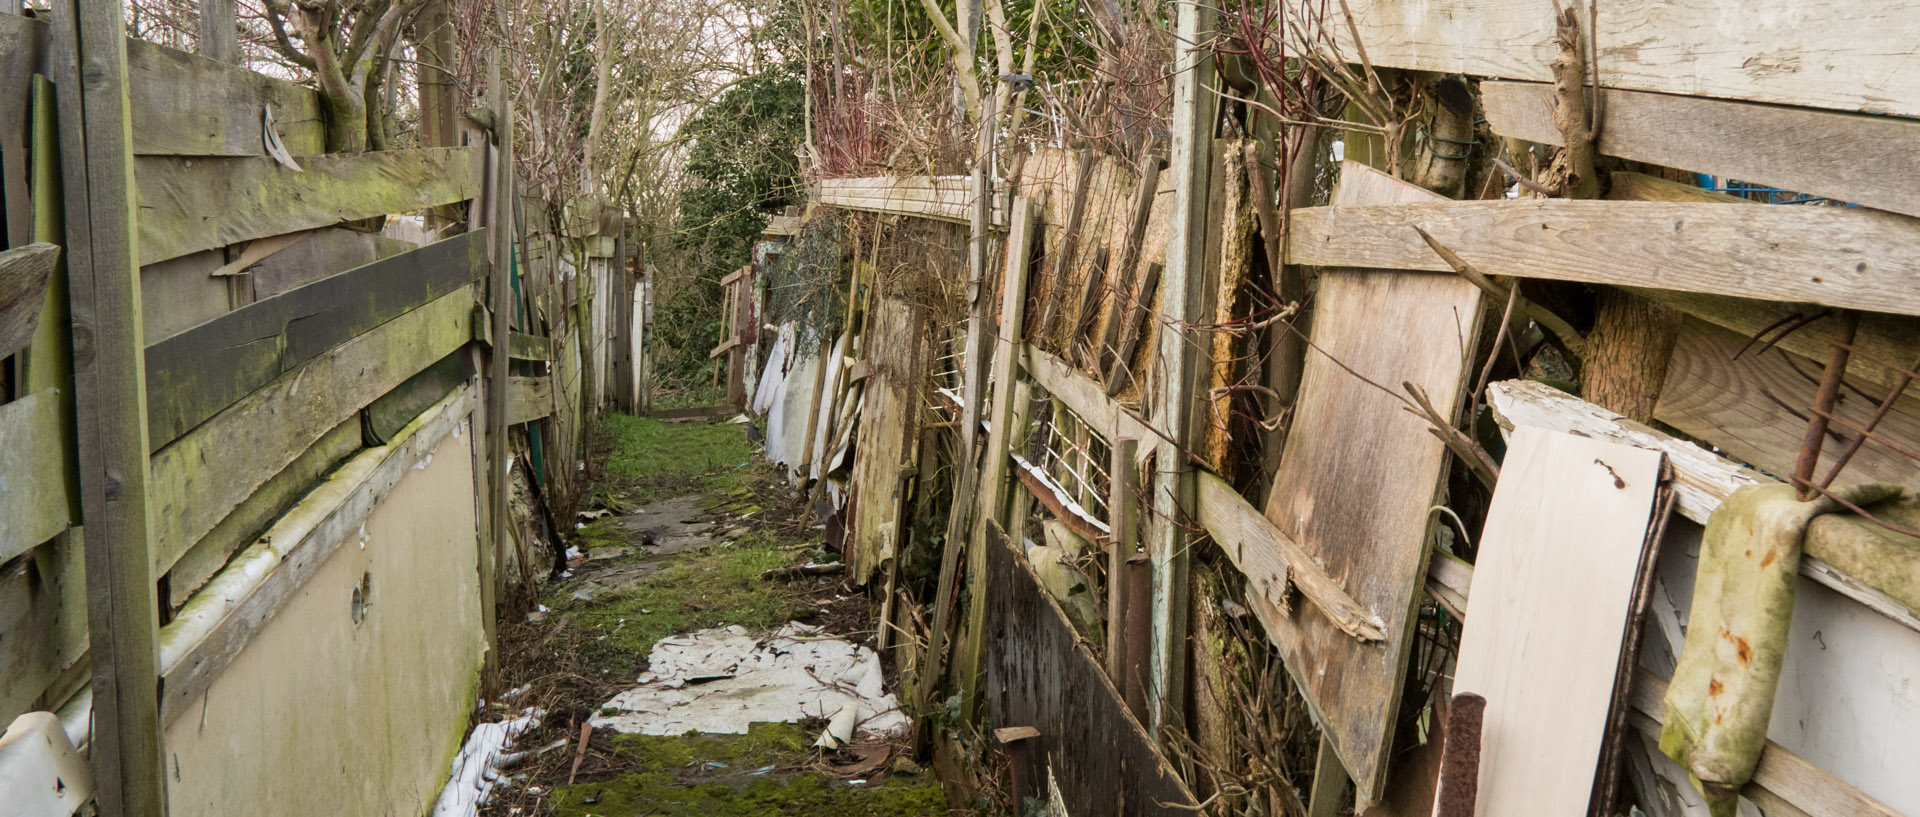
[{"left": 2, "top": 0, "right": 1919, "bottom": 816}]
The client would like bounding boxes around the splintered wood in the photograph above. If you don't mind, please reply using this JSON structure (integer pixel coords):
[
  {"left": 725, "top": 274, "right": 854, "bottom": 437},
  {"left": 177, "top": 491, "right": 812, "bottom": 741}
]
[
  {"left": 1451, "top": 426, "right": 1664, "bottom": 817},
  {"left": 1261, "top": 162, "right": 1484, "bottom": 804}
]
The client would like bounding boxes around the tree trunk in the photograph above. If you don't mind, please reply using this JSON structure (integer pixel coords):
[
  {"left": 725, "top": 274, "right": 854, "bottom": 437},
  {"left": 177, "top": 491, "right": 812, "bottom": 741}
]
[{"left": 1579, "top": 288, "right": 1681, "bottom": 423}]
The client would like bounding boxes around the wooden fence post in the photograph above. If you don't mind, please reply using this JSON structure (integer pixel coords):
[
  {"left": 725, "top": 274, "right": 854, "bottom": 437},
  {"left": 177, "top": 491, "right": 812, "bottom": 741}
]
[
  {"left": 483, "top": 38, "right": 515, "bottom": 681},
  {"left": 51, "top": 0, "right": 167, "bottom": 813},
  {"left": 1147, "top": 0, "right": 1219, "bottom": 735},
  {"left": 1106, "top": 436, "right": 1138, "bottom": 680},
  {"left": 959, "top": 195, "right": 1036, "bottom": 720}
]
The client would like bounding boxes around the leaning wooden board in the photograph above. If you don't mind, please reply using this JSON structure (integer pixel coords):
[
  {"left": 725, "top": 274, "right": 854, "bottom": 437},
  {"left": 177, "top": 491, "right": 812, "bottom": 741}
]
[
  {"left": 1260, "top": 161, "right": 1484, "bottom": 804},
  {"left": 1452, "top": 426, "right": 1664, "bottom": 817}
]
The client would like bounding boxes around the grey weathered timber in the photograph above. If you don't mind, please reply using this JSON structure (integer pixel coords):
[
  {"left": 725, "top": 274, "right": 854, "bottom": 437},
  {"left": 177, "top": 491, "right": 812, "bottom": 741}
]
[
  {"left": 506, "top": 375, "right": 552, "bottom": 425},
  {"left": 1324, "top": 0, "right": 1920, "bottom": 117},
  {"left": 127, "top": 37, "right": 323, "bottom": 157},
  {"left": 1194, "top": 471, "right": 1386, "bottom": 642},
  {"left": 143, "top": 230, "right": 488, "bottom": 448},
  {"left": 147, "top": 286, "right": 475, "bottom": 577},
  {"left": 134, "top": 146, "right": 482, "bottom": 265},
  {"left": 1285, "top": 199, "right": 1920, "bottom": 316},
  {"left": 0, "top": 12, "right": 42, "bottom": 248},
  {"left": 1104, "top": 437, "right": 1138, "bottom": 681},
  {"left": 158, "top": 387, "right": 475, "bottom": 725},
  {"left": 483, "top": 39, "right": 514, "bottom": 681},
  {"left": 982, "top": 519, "right": 1199, "bottom": 816},
  {"left": 0, "top": 242, "right": 56, "bottom": 358},
  {"left": 1482, "top": 81, "right": 1920, "bottom": 218},
  {"left": 195, "top": 0, "right": 236, "bottom": 63},
  {"left": 51, "top": 0, "right": 166, "bottom": 812},
  {"left": 0, "top": 389, "right": 74, "bottom": 563},
  {"left": 1147, "top": 0, "right": 1216, "bottom": 733}
]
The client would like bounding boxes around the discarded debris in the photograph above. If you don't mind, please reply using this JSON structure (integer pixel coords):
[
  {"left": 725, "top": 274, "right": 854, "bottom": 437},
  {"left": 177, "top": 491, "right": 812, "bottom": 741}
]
[
  {"left": 588, "top": 623, "right": 909, "bottom": 738},
  {"left": 429, "top": 708, "right": 544, "bottom": 817}
]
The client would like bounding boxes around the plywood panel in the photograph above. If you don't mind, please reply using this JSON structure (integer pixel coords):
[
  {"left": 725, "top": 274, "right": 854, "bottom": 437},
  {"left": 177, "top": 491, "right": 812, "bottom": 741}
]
[
  {"left": 1259, "top": 162, "right": 1483, "bottom": 803},
  {"left": 1453, "top": 426, "right": 1663, "bottom": 816}
]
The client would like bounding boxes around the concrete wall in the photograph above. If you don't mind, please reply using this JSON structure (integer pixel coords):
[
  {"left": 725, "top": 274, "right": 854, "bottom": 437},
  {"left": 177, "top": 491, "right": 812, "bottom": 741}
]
[{"left": 163, "top": 422, "right": 484, "bottom": 817}]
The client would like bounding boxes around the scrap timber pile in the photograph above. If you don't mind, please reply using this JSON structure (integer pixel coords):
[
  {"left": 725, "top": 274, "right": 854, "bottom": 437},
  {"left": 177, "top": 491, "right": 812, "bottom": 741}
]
[{"left": 736, "top": 0, "right": 1920, "bottom": 815}]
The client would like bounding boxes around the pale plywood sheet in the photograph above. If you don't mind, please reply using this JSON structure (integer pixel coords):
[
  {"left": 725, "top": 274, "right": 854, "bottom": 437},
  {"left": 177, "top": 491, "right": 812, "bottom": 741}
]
[
  {"left": 1455, "top": 426, "right": 1664, "bottom": 817},
  {"left": 1258, "top": 162, "right": 1484, "bottom": 802}
]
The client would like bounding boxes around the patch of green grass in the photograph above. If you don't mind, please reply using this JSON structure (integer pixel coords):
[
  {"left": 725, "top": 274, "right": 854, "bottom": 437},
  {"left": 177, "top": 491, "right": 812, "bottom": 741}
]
[
  {"left": 559, "top": 535, "right": 804, "bottom": 667},
  {"left": 594, "top": 414, "right": 754, "bottom": 504}
]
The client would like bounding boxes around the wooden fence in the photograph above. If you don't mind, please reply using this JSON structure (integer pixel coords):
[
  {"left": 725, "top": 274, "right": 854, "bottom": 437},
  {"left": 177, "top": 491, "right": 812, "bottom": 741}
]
[
  {"left": 0, "top": 4, "right": 634, "bottom": 815},
  {"left": 768, "top": 2, "right": 1920, "bottom": 814}
]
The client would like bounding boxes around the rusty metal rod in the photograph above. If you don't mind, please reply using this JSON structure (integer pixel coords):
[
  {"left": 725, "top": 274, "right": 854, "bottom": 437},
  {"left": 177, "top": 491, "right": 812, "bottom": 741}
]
[
  {"left": 1435, "top": 692, "right": 1487, "bottom": 817},
  {"left": 1793, "top": 311, "right": 1859, "bottom": 500}
]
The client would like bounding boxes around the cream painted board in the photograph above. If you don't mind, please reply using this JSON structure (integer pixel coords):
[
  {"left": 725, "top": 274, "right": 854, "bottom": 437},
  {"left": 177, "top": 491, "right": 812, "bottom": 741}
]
[
  {"left": 161, "top": 427, "right": 483, "bottom": 817},
  {"left": 1453, "top": 426, "right": 1663, "bottom": 817}
]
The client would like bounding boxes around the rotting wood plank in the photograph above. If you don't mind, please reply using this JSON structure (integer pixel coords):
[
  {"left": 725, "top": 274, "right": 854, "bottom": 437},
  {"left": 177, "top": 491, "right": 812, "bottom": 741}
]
[
  {"left": 143, "top": 230, "right": 488, "bottom": 449},
  {"left": 1452, "top": 426, "right": 1664, "bottom": 817},
  {"left": 1094, "top": 154, "right": 1164, "bottom": 378},
  {"left": 0, "top": 389, "right": 75, "bottom": 563},
  {"left": 1262, "top": 162, "right": 1484, "bottom": 806},
  {"left": 508, "top": 331, "right": 550, "bottom": 361},
  {"left": 1656, "top": 317, "right": 1920, "bottom": 487},
  {"left": 847, "top": 295, "right": 932, "bottom": 585},
  {"left": 1103, "top": 261, "right": 1160, "bottom": 396},
  {"left": 1488, "top": 378, "right": 1920, "bottom": 634},
  {"left": 147, "top": 285, "right": 475, "bottom": 577},
  {"left": 1021, "top": 344, "right": 1157, "bottom": 454},
  {"left": 126, "top": 36, "right": 325, "bottom": 157},
  {"left": 1482, "top": 81, "right": 1920, "bottom": 218},
  {"left": 158, "top": 386, "right": 474, "bottom": 725},
  {"left": 0, "top": 242, "right": 57, "bottom": 358},
  {"left": 981, "top": 519, "right": 1199, "bottom": 815},
  {"left": 506, "top": 375, "right": 552, "bottom": 425},
  {"left": 1285, "top": 199, "right": 1920, "bottom": 317},
  {"left": 1321, "top": 0, "right": 1920, "bottom": 117},
  {"left": 815, "top": 175, "right": 1007, "bottom": 227},
  {"left": 1194, "top": 471, "right": 1384, "bottom": 642},
  {"left": 134, "top": 146, "right": 482, "bottom": 266}
]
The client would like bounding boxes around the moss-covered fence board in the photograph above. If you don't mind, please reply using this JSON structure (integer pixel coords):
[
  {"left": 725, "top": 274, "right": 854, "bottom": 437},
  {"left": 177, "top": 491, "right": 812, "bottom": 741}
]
[
  {"left": 135, "top": 146, "right": 482, "bottom": 266},
  {"left": 148, "top": 285, "right": 476, "bottom": 576},
  {"left": 144, "top": 230, "right": 488, "bottom": 449},
  {"left": 127, "top": 37, "right": 326, "bottom": 158}
]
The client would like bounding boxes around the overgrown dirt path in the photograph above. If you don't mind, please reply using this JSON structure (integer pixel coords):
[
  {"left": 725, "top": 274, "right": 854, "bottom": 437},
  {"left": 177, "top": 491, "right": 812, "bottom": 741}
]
[{"left": 477, "top": 414, "right": 944, "bottom": 816}]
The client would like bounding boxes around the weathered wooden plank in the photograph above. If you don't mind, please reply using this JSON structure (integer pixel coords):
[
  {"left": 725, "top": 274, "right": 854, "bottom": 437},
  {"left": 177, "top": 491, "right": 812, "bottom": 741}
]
[
  {"left": 164, "top": 417, "right": 361, "bottom": 609},
  {"left": 1021, "top": 344, "right": 1158, "bottom": 451},
  {"left": 0, "top": 242, "right": 56, "bottom": 358},
  {"left": 981, "top": 519, "right": 1199, "bottom": 815},
  {"left": 53, "top": 1, "right": 165, "bottom": 811},
  {"left": 960, "top": 196, "right": 1036, "bottom": 717},
  {"left": 1656, "top": 317, "right": 1920, "bottom": 487},
  {"left": 0, "top": 13, "right": 42, "bottom": 249},
  {"left": 815, "top": 175, "right": 1007, "bottom": 227},
  {"left": 847, "top": 295, "right": 931, "bottom": 584},
  {"left": 1323, "top": 0, "right": 1920, "bottom": 117},
  {"left": 1262, "top": 162, "right": 1483, "bottom": 805},
  {"left": 1489, "top": 378, "right": 1920, "bottom": 634},
  {"left": 158, "top": 386, "right": 474, "bottom": 724},
  {"left": 506, "top": 375, "right": 551, "bottom": 425},
  {"left": 143, "top": 230, "right": 488, "bottom": 448},
  {"left": 1454, "top": 427, "right": 1664, "bottom": 817},
  {"left": 1194, "top": 471, "right": 1384, "bottom": 642},
  {"left": 364, "top": 351, "right": 471, "bottom": 444},
  {"left": 134, "top": 146, "right": 483, "bottom": 266},
  {"left": 147, "top": 285, "right": 475, "bottom": 576},
  {"left": 508, "top": 331, "right": 549, "bottom": 361},
  {"left": 125, "top": 37, "right": 325, "bottom": 157},
  {"left": 1285, "top": 199, "right": 1920, "bottom": 316},
  {"left": 0, "top": 390, "right": 74, "bottom": 563},
  {"left": 1482, "top": 81, "right": 1920, "bottom": 218}
]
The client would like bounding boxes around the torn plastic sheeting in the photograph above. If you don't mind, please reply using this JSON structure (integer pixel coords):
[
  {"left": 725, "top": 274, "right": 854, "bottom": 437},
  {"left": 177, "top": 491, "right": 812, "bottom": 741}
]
[
  {"left": 588, "top": 623, "right": 910, "bottom": 739},
  {"left": 429, "top": 707, "right": 544, "bottom": 817}
]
